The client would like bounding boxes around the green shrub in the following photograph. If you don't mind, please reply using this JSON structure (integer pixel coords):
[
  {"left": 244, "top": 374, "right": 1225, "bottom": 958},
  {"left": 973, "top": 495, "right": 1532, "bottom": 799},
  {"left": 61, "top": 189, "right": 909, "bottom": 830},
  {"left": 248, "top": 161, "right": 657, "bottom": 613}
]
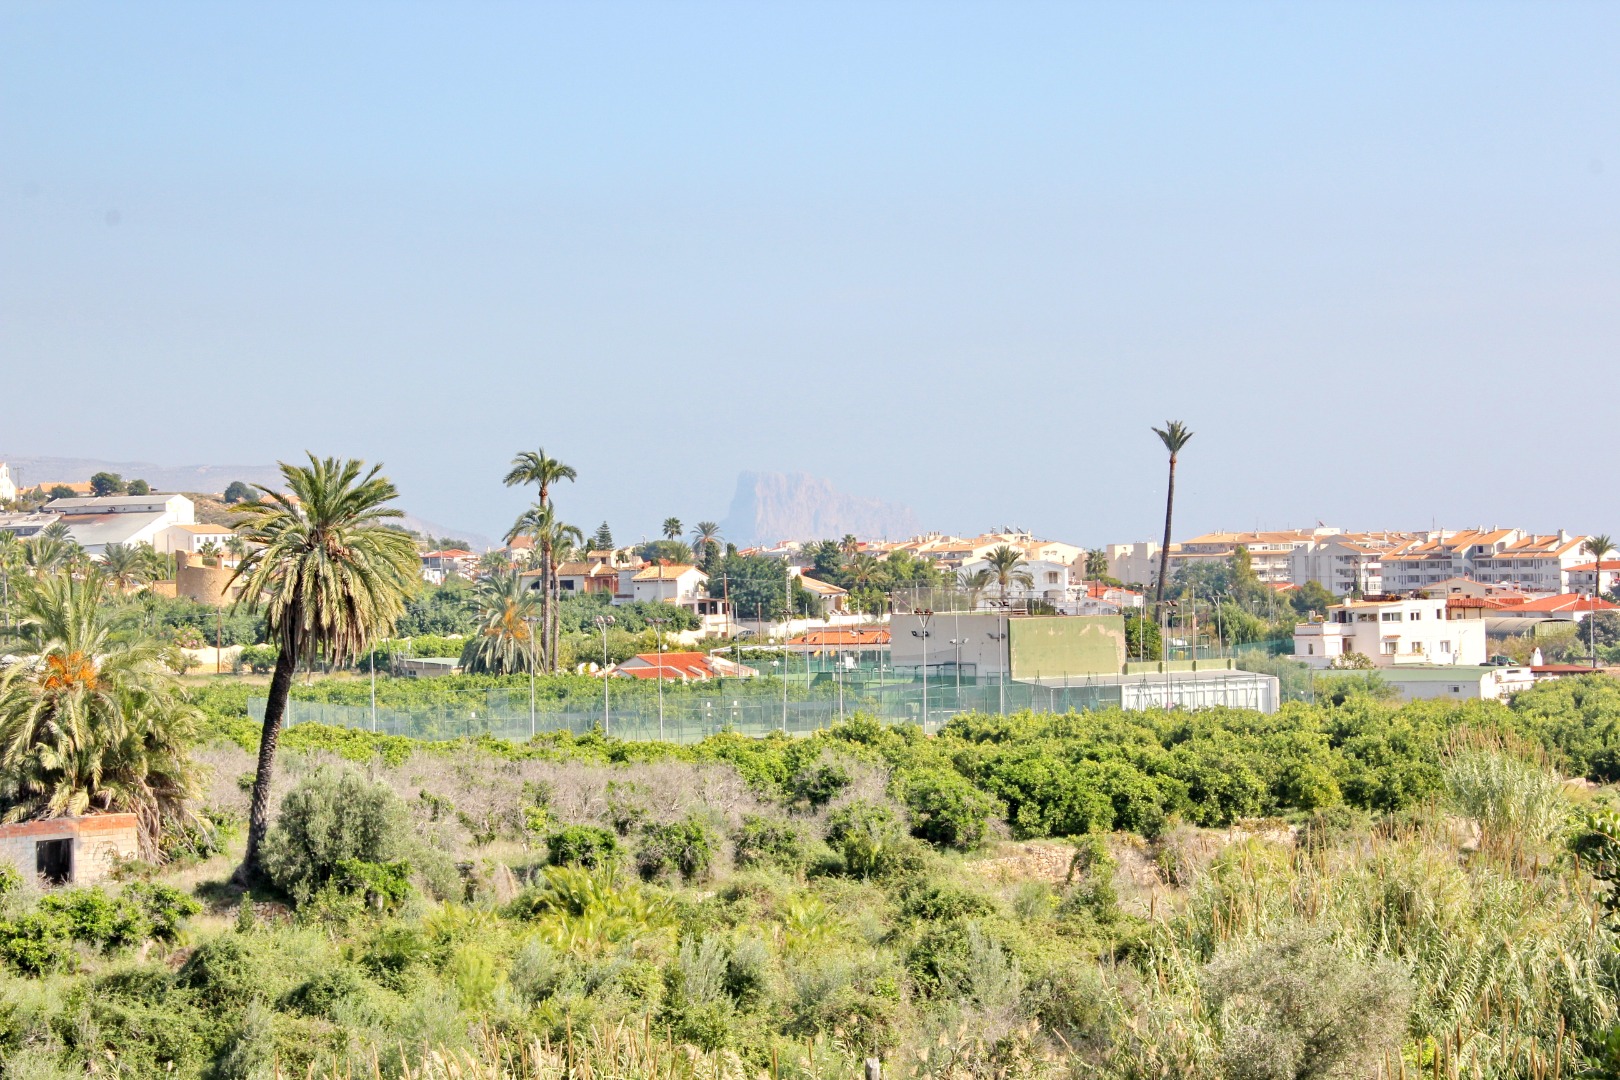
[
  {"left": 789, "top": 760, "right": 851, "bottom": 809},
  {"left": 0, "top": 860, "right": 24, "bottom": 897},
  {"left": 637, "top": 817, "right": 718, "bottom": 883},
  {"left": 894, "top": 767, "right": 1000, "bottom": 849},
  {"left": 284, "top": 964, "right": 374, "bottom": 1021},
  {"left": 41, "top": 887, "right": 148, "bottom": 950},
  {"left": 177, "top": 935, "right": 266, "bottom": 1008},
  {"left": 732, "top": 815, "right": 806, "bottom": 872},
  {"left": 0, "top": 911, "right": 75, "bottom": 974},
  {"left": 824, "top": 801, "right": 920, "bottom": 879},
  {"left": 262, "top": 766, "right": 415, "bottom": 904},
  {"left": 332, "top": 858, "right": 413, "bottom": 912},
  {"left": 547, "top": 824, "right": 621, "bottom": 869},
  {"left": 123, "top": 882, "right": 202, "bottom": 943},
  {"left": 898, "top": 879, "right": 996, "bottom": 922}
]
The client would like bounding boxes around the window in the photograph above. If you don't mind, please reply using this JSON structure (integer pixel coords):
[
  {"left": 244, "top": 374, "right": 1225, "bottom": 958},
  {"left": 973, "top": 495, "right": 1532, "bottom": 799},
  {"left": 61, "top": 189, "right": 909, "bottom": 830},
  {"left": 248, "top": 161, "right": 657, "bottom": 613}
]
[
  {"left": 1440, "top": 640, "right": 1451, "bottom": 654},
  {"left": 1410, "top": 611, "right": 1422, "bottom": 621},
  {"left": 1381, "top": 611, "right": 1403, "bottom": 622},
  {"left": 1383, "top": 641, "right": 1398, "bottom": 654},
  {"left": 1307, "top": 644, "right": 1314, "bottom": 655},
  {"left": 1411, "top": 642, "right": 1424, "bottom": 653}
]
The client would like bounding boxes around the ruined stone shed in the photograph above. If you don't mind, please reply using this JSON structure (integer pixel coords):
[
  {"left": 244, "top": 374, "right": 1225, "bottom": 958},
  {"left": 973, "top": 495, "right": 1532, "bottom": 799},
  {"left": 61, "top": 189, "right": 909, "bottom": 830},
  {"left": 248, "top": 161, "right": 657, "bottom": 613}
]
[{"left": 0, "top": 813, "right": 140, "bottom": 885}]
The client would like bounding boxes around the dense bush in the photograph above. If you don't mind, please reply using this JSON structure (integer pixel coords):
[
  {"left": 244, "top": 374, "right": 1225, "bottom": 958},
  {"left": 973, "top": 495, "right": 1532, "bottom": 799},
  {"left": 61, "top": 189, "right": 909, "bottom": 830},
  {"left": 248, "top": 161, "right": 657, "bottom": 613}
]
[
  {"left": 547, "top": 824, "right": 621, "bottom": 868},
  {"left": 261, "top": 767, "right": 415, "bottom": 903},
  {"left": 636, "top": 816, "right": 718, "bottom": 883}
]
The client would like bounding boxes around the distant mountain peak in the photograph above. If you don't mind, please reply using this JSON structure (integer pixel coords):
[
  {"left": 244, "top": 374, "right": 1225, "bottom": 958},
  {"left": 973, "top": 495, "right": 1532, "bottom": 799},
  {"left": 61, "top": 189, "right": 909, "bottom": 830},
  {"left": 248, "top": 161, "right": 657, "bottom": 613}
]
[{"left": 722, "top": 471, "right": 920, "bottom": 546}]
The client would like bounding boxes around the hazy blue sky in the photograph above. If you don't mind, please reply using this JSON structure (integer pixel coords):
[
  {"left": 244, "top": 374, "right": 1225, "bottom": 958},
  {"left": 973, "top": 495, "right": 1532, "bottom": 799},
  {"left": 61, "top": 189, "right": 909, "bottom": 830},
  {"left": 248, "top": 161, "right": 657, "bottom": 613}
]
[{"left": 3, "top": 2, "right": 1615, "bottom": 545}]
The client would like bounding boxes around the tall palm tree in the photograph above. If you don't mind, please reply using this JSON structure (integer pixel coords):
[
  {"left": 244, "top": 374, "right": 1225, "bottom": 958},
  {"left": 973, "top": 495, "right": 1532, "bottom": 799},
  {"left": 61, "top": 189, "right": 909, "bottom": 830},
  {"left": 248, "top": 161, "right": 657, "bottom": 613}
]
[
  {"left": 198, "top": 540, "right": 223, "bottom": 567},
  {"left": 0, "top": 531, "right": 20, "bottom": 623},
  {"left": 839, "top": 534, "right": 860, "bottom": 557},
  {"left": 1084, "top": 550, "right": 1109, "bottom": 580},
  {"left": 662, "top": 517, "right": 683, "bottom": 541},
  {"left": 1151, "top": 421, "right": 1194, "bottom": 613},
  {"left": 459, "top": 573, "right": 542, "bottom": 674},
  {"left": 984, "top": 545, "right": 1033, "bottom": 605},
  {"left": 506, "top": 503, "right": 583, "bottom": 672},
  {"left": 100, "top": 543, "right": 149, "bottom": 592},
  {"left": 503, "top": 449, "right": 577, "bottom": 509},
  {"left": 227, "top": 455, "right": 420, "bottom": 883},
  {"left": 503, "top": 450, "right": 577, "bottom": 671},
  {"left": 0, "top": 572, "right": 201, "bottom": 855},
  {"left": 958, "top": 568, "right": 994, "bottom": 610},
  {"left": 135, "top": 542, "right": 172, "bottom": 583}
]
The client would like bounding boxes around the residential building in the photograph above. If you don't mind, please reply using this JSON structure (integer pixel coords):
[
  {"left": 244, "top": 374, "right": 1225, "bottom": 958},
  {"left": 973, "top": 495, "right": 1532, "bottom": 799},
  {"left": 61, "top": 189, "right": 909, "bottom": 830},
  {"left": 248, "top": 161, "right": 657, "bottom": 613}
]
[
  {"left": 956, "top": 557, "right": 1073, "bottom": 603},
  {"left": 1379, "top": 666, "right": 1536, "bottom": 702},
  {"left": 1173, "top": 530, "right": 1333, "bottom": 583},
  {"left": 1291, "top": 595, "right": 1488, "bottom": 668},
  {"left": 630, "top": 563, "right": 708, "bottom": 605},
  {"left": 548, "top": 559, "right": 620, "bottom": 596},
  {"left": 159, "top": 523, "right": 238, "bottom": 557},
  {"left": 1566, "top": 561, "right": 1620, "bottom": 597},
  {"left": 1486, "top": 593, "right": 1619, "bottom": 623},
  {"left": 1104, "top": 542, "right": 1162, "bottom": 587},
  {"left": 1471, "top": 532, "right": 1589, "bottom": 593},
  {"left": 420, "top": 549, "right": 475, "bottom": 584},
  {"left": 794, "top": 573, "right": 850, "bottom": 615},
  {"left": 1287, "top": 533, "right": 1422, "bottom": 595}
]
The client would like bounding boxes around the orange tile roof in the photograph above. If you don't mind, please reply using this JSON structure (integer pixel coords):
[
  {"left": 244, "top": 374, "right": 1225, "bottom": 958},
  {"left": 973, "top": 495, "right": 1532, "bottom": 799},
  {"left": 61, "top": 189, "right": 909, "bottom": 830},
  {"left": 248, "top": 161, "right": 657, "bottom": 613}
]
[
  {"left": 1566, "top": 561, "right": 1620, "bottom": 572},
  {"left": 787, "top": 628, "right": 891, "bottom": 647},
  {"left": 1504, "top": 593, "right": 1619, "bottom": 614}
]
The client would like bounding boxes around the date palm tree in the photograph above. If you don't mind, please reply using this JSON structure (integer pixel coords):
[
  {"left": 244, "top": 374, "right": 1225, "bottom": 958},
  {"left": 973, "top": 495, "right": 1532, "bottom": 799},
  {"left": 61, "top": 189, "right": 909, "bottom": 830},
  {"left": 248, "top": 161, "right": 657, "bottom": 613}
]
[
  {"left": 1583, "top": 534, "right": 1615, "bottom": 668},
  {"left": 1152, "top": 421, "right": 1194, "bottom": 613},
  {"left": 476, "top": 549, "right": 515, "bottom": 578},
  {"left": 984, "top": 545, "right": 1033, "bottom": 605},
  {"left": 840, "top": 534, "right": 860, "bottom": 557},
  {"left": 1084, "top": 550, "right": 1109, "bottom": 580},
  {"left": 460, "top": 573, "right": 542, "bottom": 674},
  {"left": 507, "top": 503, "right": 583, "bottom": 672},
  {"left": 0, "top": 571, "right": 201, "bottom": 855},
  {"left": 691, "top": 521, "right": 722, "bottom": 569},
  {"left": 958, "top": 568, "right": 994, "bottom": 610},
  {"left": 503, "top": 449, "right": 577, "bottom": 671},
  {"left": 227, "top": 455, "right": 420, "bottom": 883},
  {"left": 100, "top": 542, "right": 148, "bottom": 592},
  {"left": 503, "top": 448, "right": 577, "bottom": 510},
  {"left": 662, "top": 517, "right": 683, "bottom": 541}
]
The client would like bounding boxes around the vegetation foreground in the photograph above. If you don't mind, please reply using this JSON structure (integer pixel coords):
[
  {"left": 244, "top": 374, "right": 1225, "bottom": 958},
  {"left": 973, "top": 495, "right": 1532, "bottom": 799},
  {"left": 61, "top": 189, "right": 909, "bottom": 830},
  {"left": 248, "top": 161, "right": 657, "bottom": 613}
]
[{"left": 0, "top": 676, "right": 1619, "bottom": 1078}]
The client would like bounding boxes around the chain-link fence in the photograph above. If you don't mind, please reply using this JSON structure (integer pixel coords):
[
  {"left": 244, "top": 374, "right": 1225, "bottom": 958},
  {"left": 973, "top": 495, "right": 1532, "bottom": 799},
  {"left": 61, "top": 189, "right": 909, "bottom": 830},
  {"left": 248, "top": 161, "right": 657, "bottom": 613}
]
[{"left": 249, "top": 663, "right": 1281, "bottom": 743}]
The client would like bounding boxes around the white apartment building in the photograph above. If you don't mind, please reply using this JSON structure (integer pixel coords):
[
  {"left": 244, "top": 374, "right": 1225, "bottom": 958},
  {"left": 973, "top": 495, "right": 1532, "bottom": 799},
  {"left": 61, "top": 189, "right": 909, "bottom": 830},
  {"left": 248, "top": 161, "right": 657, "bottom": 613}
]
[
  {"left": 1288, "top": 536, "right": 1390, "bottom": 595},
  {"left": 1470, "top": 532, "right": 1589, "bottom": 593},
  {"left": 1567, "top": 561, "right": 1620, "bottom": 596},
  {"left": 1105, "top": 542, "right": 1162, "bottom": 587},
  {"left": 1292, "top": 595, "right": 1487, "bottom": 669},
  {"left": 1172, "top": 529, "right": 1343, "bottom": 584}
]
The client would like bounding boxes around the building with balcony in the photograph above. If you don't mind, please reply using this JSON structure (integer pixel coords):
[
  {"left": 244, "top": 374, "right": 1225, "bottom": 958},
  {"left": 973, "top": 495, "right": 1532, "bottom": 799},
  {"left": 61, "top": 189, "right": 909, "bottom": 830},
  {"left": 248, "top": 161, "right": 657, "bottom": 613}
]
[{"left": 1292, "top": 595, "right": 1487, "bottom": 668}]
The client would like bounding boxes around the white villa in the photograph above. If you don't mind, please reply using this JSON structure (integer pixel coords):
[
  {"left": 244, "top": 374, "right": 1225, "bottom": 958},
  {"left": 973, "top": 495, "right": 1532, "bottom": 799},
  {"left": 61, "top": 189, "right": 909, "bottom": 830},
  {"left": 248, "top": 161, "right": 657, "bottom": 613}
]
[{"left": 1292, "top": 595, "right": 1487, "bottom": 669}]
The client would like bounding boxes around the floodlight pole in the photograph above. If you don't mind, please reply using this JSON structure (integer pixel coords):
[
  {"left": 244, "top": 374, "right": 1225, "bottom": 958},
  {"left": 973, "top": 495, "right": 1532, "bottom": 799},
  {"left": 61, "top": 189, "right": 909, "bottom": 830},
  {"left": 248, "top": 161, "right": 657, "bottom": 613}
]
[{"left": 912, "top": 609, "right": 933, "bottom": 728}]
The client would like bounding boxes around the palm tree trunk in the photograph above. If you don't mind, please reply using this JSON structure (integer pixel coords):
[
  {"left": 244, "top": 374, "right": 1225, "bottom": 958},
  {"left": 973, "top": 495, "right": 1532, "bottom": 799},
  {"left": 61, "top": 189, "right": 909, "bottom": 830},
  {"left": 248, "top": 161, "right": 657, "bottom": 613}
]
[
  {"left": 235, "top": 627, "right": 300, "bottom": 885},
  {"left": 1155, "top": 454, "right": 1178, "bottom": 613},
  {"left": 540, "top": 540, "right": 554, "bottom": 673}
]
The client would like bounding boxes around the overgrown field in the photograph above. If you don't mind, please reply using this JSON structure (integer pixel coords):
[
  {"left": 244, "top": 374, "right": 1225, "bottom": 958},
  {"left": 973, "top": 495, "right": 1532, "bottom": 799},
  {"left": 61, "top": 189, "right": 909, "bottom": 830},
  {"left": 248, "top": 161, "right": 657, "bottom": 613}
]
[{"left": 7, "top": 676, "right": 1620, "bottom": 1077}]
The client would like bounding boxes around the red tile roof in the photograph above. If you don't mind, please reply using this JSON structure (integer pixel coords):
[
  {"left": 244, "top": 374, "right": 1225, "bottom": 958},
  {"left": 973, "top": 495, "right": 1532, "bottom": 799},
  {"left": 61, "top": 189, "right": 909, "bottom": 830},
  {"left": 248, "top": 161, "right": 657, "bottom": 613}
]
[{"left": 1502, "top": 593, "right": 1619, "bottom": 614}]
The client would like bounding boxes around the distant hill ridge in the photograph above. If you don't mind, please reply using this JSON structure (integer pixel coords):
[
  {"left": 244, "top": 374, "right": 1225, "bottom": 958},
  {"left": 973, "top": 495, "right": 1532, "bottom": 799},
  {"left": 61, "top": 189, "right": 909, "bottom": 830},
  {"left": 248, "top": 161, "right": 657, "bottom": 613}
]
[{"left": 722, "top": 471, "right": 920, "bottom": 546}]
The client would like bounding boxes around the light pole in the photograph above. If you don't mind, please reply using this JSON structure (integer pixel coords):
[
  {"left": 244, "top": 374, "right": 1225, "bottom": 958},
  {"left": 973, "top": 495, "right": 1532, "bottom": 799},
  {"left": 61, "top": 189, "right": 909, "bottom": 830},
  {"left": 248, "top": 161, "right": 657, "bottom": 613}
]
[
  {"left": 648, "top": 616, "right": 669, "bottom": 740},
  {"left": 594, "top": 614, "right": 615, "bottom": 734},
  {"left": 988, "top": 620, "right": 1008, "bottom": 714},
  {"left": 911, "top": 610, "right": 933, "bottom": 728},
  {"left": 370, "top": 639, "right": 379, "bottom": 733}
]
